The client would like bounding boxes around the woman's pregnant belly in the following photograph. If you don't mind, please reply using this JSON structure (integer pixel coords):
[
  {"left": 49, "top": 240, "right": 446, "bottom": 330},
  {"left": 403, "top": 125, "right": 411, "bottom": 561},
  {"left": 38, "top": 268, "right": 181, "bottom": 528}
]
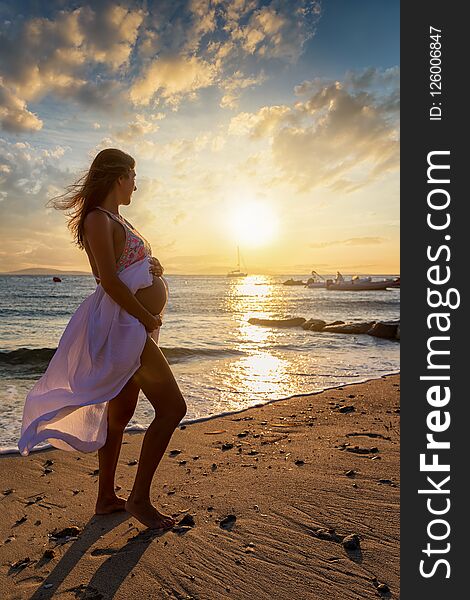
[{"left": 134, "top": 276, "right": 168, "bottom": 315}]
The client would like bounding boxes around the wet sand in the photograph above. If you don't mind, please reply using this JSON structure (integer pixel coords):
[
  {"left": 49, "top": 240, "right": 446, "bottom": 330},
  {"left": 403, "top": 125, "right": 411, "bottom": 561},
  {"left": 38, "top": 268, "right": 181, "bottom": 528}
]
[{"left": 0, "top": 374, "right": 400, "bottom": 599}]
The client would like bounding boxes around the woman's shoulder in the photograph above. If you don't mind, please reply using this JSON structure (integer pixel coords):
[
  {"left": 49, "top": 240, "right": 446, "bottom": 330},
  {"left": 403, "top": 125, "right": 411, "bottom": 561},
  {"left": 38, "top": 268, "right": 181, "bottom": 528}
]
[{"left": 83, "top": 208, "right": 113, "bottom": 236}]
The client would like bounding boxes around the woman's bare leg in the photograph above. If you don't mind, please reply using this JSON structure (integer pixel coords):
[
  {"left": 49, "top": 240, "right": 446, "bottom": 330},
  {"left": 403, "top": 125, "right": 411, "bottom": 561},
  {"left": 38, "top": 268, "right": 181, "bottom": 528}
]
[
  {"left": 125, "top": 336, "right": 187, "bottom": 529},
  {"left": 95, "top": 377, "right": 140, "bottom": 514}
]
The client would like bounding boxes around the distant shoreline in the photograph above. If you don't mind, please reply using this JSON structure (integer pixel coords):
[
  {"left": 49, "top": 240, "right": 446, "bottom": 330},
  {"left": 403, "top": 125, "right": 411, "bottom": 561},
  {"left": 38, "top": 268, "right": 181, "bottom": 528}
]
[{"left": 0, "top": 270, "right": 401, "bottom": 277}]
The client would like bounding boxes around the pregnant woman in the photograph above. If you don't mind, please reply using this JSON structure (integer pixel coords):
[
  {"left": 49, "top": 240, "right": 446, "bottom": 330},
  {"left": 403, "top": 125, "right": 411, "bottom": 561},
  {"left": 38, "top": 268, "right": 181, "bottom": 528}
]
[{"left": 18, "top": 148, "right": 187, "bottom": 530}]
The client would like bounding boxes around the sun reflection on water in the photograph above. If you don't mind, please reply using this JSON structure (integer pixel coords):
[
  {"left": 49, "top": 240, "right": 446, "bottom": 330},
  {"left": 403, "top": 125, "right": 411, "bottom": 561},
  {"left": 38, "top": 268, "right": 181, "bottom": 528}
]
[
  {"left": 226, "top": 351, "right": 292, "bottom": 398},
  {"left": 224, "top": 275, "right": 289, "bottom": 318},
  {"left": 222, "top": 274, "right": 294, "bottom": 400}
]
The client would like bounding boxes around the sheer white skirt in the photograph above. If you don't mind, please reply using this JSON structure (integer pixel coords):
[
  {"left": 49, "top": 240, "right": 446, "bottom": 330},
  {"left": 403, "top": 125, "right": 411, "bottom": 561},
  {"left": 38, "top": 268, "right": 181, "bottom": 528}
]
[{"left": 18, "top": 257, "right": 168, "bottom": 456}]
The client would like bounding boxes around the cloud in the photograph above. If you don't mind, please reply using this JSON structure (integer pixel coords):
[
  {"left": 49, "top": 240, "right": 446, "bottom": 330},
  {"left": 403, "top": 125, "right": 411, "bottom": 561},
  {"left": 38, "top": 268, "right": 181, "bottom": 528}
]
[
  {"left": 129, "top": 0, "right": 320, "bottom": 108},
  {"left": 141, "top": 0, "right": 320, "bottom": 62},
  {"left": 0, "top": 82, "right": 43, "bottom": 133},
  {"left": 0, "top": 1, "right": 321, "bottom": 132},
  {"left": 230, "top": 69, "right": 399, "bottom": 192},
  {"left": 310, "top": 237, "right": 387, "bottom": 248},
  {"left": 0, "top": 3, "right": 145, "bottom": 131},
  {"left": 123, "top": 131, "right": 223, "bottom": 163},
  {"left": 0, "top": 139, "right": 80, "bottom": 270},
  {"left": 112, "top": 113, "right": 165, "bottom": 143},
  {"left": 0, "top": 139, "right": 70, "bottom": 218},
  {"left": 77, "top": 4, "right": 144, "bottom": 70},
  {"left": 219, "top": 70, "right": 267, "bottom": 109},
  {"left": 345, "top": 66, "right": 400, "bottom": 91},
  {"left": 229, "top": 1, "right": 320, "bottom": 61},
  {"left": 229, "top": 105, "right": 291, "bottom": 137},
  {"left": 295, "top": 66, "right": 400, "bottom": 98},
  {"left": 129, "top": 55, "right": 217, "bottom": 108}
]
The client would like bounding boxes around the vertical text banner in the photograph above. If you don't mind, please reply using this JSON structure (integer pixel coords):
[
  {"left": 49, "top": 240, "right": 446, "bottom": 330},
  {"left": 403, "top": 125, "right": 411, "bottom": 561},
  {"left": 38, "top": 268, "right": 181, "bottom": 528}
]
[{"left": 401, "top": 2, "right": 465, "bottom": 597}]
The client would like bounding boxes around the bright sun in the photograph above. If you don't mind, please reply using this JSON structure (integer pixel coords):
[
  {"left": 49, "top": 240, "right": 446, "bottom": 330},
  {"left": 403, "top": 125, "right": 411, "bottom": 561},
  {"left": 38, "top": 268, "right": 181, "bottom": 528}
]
[{"left": 229, "top": 201, "right": 279, "bottom": 247}]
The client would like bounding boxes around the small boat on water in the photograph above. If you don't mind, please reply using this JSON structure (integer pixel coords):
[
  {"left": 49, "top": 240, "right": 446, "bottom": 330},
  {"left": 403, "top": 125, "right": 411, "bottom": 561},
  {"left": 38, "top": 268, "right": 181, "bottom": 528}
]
[
  {"left": 306, "top": 270, "right": 326, "bottom": 288},
  {"left": 283, "top": 278, "right": 306, "bottom": 286},
  {"left": 227, "top": 246, "right": 247, "bottom": 278},
  {"left": 325, "top": 272, "right": 397, "bottom": 291},
  {"left": 52, "top": 276, "right": 62, "bottom": 282},
  {"left": 388, "top": 276, "right": 400, "bottom": 288}
]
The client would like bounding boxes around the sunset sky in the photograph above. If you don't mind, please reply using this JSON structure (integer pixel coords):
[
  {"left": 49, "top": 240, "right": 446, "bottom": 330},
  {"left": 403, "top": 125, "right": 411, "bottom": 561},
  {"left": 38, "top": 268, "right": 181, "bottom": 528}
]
[{"left": 0, "top": 0, "right": 399, "bottom": 275}]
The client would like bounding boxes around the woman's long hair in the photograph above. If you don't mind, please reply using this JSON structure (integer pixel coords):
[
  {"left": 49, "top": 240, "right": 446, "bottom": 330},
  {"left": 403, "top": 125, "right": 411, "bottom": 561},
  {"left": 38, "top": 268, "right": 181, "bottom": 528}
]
[{"left": 47, "top": 148, "right": 135, "bottom": 250}]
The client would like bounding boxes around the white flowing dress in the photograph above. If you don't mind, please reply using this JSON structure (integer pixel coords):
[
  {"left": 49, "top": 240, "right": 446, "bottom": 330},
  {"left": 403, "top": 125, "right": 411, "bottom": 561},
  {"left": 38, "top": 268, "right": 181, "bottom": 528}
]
[{"left": 18, "top": 215, "right": 168, "bottom": 456}]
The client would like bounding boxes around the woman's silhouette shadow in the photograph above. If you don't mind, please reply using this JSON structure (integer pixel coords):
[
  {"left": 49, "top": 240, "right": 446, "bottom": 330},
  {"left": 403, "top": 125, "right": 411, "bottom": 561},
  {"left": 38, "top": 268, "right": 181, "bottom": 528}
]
[{"left": 29, "top": 512, "right": 172, "bottom": 599}]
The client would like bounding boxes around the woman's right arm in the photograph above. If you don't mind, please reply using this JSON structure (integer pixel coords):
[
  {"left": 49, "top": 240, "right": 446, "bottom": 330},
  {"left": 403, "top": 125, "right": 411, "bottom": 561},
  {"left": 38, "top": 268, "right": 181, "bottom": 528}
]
[{"left": 84, "top": 210, "right": 160, "bottom": 331}]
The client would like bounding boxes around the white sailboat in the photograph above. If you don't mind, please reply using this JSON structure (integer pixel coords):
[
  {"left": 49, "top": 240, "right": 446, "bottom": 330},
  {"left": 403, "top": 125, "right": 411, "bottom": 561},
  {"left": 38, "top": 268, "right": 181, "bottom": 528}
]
[{"left": 227, "top": 246, "right": 247, "bottom": 278}]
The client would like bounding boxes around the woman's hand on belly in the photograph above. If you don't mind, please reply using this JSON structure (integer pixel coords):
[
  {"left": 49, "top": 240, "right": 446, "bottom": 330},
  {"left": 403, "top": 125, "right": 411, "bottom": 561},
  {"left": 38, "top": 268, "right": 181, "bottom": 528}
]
[{"left": 148, "top": 256, "right": 164, "bottom": 277}]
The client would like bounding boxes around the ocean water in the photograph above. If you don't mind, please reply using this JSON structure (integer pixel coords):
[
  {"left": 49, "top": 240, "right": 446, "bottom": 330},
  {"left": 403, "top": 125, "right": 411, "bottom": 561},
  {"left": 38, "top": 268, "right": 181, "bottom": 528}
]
[{"left": 0, "top": 273, "right": 400, "bottom": 454}]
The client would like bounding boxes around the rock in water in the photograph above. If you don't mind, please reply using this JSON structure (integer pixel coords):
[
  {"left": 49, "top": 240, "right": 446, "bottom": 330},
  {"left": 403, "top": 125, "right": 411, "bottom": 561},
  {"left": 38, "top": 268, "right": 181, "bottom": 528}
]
[
  {"left": 368, "top": 321, "right": 399, "bottom": 339},
  {"left": 323, "top": 322, "right": 375, "bottom": 334},
  {"left": 302, "top": 319, "right": 327, "bottom": 331},
  {"left": 248, "top": 317, "right": 306, "bottom": 328}
]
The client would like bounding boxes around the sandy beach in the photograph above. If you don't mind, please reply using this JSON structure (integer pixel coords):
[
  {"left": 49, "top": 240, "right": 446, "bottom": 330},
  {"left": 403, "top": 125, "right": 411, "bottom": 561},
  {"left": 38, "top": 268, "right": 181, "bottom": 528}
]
[{"left": 0, "top": 374, "right": 400, "bottom": 599}]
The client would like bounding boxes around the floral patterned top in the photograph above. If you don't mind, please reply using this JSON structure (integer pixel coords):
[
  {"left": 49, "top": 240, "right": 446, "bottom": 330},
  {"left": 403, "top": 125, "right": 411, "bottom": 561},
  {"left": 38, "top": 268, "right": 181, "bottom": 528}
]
[{"left": 92, "top": 207, "right": 152, "bottom": 284}]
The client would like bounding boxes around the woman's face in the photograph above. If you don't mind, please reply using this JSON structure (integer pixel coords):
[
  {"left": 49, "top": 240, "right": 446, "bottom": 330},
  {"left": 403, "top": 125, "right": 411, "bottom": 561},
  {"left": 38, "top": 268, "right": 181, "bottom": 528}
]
[{"left": 119, "top": 168, "right": 137, "bottom": 202}]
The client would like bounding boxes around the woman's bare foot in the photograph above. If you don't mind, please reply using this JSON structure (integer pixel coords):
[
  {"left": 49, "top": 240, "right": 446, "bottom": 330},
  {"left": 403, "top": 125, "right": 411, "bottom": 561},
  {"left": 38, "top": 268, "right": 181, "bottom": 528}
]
[
  {"left": 125, "top": 497, "right": 176, "bottom": 530},
  {"left": 95, "top": 495, "right": 127, "bottom": 515}
]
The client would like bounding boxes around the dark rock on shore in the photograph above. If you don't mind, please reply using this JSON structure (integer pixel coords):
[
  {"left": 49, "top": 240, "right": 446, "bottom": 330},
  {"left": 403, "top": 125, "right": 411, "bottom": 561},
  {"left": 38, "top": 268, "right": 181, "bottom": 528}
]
[
  {"left": 338, "top": 405, "right": 355, "bottom": 413},
  {"left": 345, "top": 446, "right": 379, "bottom": 454},
  {"left": 312, "top": 527, "right": 341, "bottom": 542},
  {"left": 178, "top": 514, "right": 195, "bottom": 527},
  {"left": 49, "top": 526, "right": 81, "bottom": 541},
  {"left": 169, "top": 449, "right": 182, "bottom": 457},
  {"left": 219, "top": 514, "right": 237, "bottom": 530},
  {"left": 342, "top": 534, "right": 361, "bottom": 550}
]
